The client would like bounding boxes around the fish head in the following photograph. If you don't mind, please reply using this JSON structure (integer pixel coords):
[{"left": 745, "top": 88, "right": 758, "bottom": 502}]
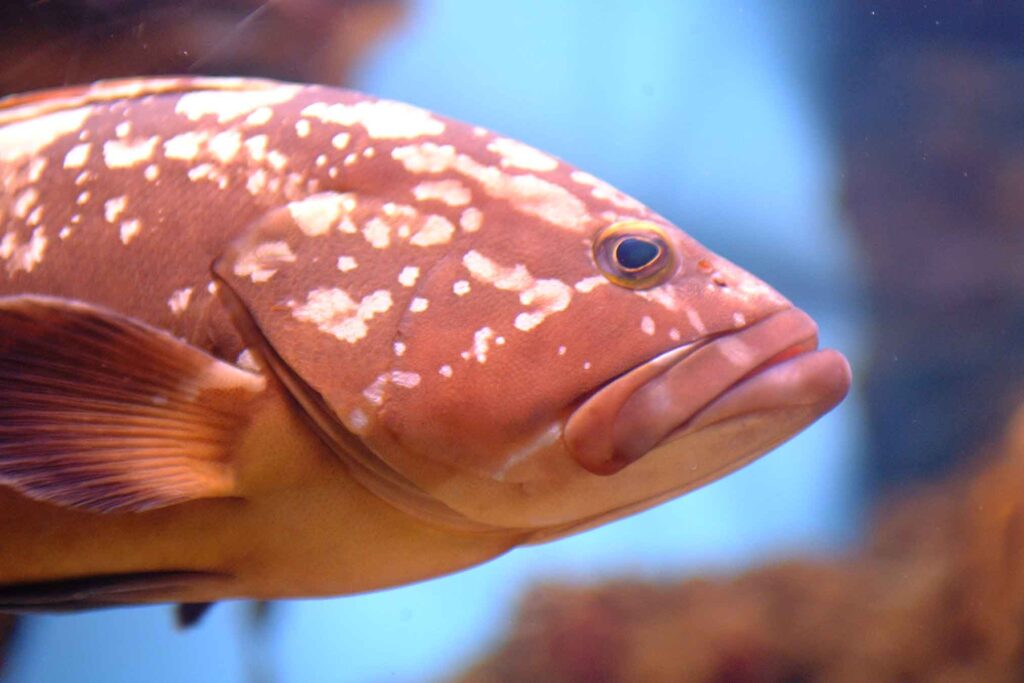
[
  {"left": 211, "top": 86, "right": 850, "bottom": 539},
  {"left": 369, "top": 203, "right": 850, "bottom": 539}
]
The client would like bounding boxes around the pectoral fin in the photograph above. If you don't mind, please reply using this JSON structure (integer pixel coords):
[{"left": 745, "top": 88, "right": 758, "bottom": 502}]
[{"left": 0, "top": 296, "right": 266, "bottom": 513}]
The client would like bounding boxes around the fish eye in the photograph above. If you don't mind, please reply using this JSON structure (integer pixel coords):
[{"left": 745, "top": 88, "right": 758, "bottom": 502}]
[{"left": 593, "top": 221, "right": 676, "bottom": 289}]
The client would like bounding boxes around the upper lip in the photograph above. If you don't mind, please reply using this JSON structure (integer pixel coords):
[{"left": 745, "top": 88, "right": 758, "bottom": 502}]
[{"left": 564, "top": 308, "right": 842, "bottom": 475}]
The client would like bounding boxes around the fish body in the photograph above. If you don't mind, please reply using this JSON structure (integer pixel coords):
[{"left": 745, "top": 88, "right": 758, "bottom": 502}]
[{"left": 0, "top": 78, "right": 850, "bottom": 609}]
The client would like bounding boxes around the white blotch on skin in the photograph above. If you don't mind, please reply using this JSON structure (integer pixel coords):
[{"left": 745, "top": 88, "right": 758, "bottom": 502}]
[
  {"left": 410, "top": 297, "right": 429, "bottom": 313},
  {"left": 13, "top": 188, "right": 38, "bottom": 219},
  {"left": 636, "top": 286, "right": 683, "bottom": 312},
  {"left": 669, "top": 327, "right": 681, "bottom": 342},
  {"left": 459, "top": 207, "right": 483, "bottom": 232},
  {"left": 244, "top": 135, "right": 268, "bottom": 161},
  {"left": 570, "top": 170, "right": 647, "bottom": 212},
  {"left": 290, "top": 288, "right": 393, "bottom": 343},
  {"left": 176, "top": 86, "right": 299, "bottom": 123},
  {"left": 410, "top": 215, "right": 455, "bottom": 247},
  {"left": 331, "top": 132, "right": 351, "bottom": 149},
  {"left": 266, "top": 150, "right": 287, "bottom": 171},
  {"left": 733, "top": 312, "right": 747, "bottom": 328},
  {"left": 439, "top": 364, "right": 453, "bottom": 378},
  {"left": 18, "top": 228, "right": 46, "bottom": 273},
  {"left": 120, "top": 219, "right": 141, "bottom": 244},
  {"left": 76, "top": 191, "right": 91, "bottom": 205},
  {"left": 0, "top": 106, "right": 92, "bottom": 162},
  {"left": 103, "top": 136, "right": 159, "bottom": 168},
  {"left": 12, "top": 228, "right": 46, "bottom": 273},
  {"left": 27, "top": 157, "right": 47, "bottom": 182},
  {"left": 398, "top": 266, "right": 420, "bottom": 287},
  {"left": 558, "top": 345, "right": 567, "bottom": 356},
  {"left": 168, "top": 287, "right": 194, "bottom": 315},
  {"left": 390, "top": 371, "right": 421, "bottom": 388},
  {"left": 26, "top": 206, "right": 42, "bottom": 227},
  {"left": 641, "top": 316, "right": 656, "bottom": 336},
  {"left": 144, "top": 164, "right": 160, "bottom": 181},
  {"left": 104, "top": 195, "right": 127, "bottom": 223},
  {"left": 3, "top": 228, "right": 47, "bottom": 274},
  {"left": 391, "top": 142, "right": 456, "bottom": 173},
  {"left": 302, "top": 99, "right": 445, "bottom": 139},
  {"left": 392, "top": 143, "right": 589, "bottom": 231},
  {"left": 0, "top": 233, "right": 15, "bottom": 259},
  {"left": 362, "top": 217, "right": 391, "bottom": 249},
  {"left": 163, "top": 131, "right": 208, "bottom": 161},
  {"left": 337, "top": 255, "right": 358, "bottom": 272},
  {"left": 463, "top": 250, "right": 573, "bottom": 331},
  {"left": 233, "top": 240, "right": 296, "bottom": 283},
  {"left": 115, "top": 122, "right": 131, "bottom": 137},
  {"left": 362, "top": 375, "right": 388, "bottom": 405},
  {"left": 685, "top": 308, "right": 707, "bottom": 335},
  {"left": 487, "top": 137, "right": 559, "bottom": 172},
  {"left": 188, "top": 163, "right": 214, "bottom": 181},
  {"left": 208, "top": 130, "right": 243, "bottom": 163},
  {"left": 394, "top": 341, "right": 407, "bottom": 356},
  {"left": 63, "top": 143, "right": 91, "bottom": 169},
  {"left": 363, "top": 147, "right": 376, "bottom": 158},
  {"left": 245, "top": 107, "right": 273, "bottom": 126},
  {"left": 288, "top": 192, "right": 349, "bottom": 237},
  {"left": 59, "top": 227, "right": 72, "bottom": 240},
  {"left": 413, "top": 179, "right": 472, "bottom": 207},
  {"left": 344, "top": 153, "right": 357, "bottom": 166},
  {"left": 453, "top": 280, "right": 471, "bottom": 296},
  {"left": 236, "top": 349, "right": 260, "bottom": 372},
  {"left": 315, "top": 154, "right": 327, "bottom": 167},
  {"left": 348, "top": 408, "right": 369, "bottom": 433},
  {"left": 583, "top": 361, "right": 592, "bottom": 370},
  {"left": 514, "top": 312, "right": 543, "bottom": 332},
  {"left": 246, "top": 169, "right": 268, "bottom": 195},
  {"left": 295, "top": 120, "right": 311, "bottom": 138},
  {"left": 574, "top": 276, "right": 606, "bottom": 293},
  {"left": 471, "top": 326, "right": 495, "bottom": 363}
]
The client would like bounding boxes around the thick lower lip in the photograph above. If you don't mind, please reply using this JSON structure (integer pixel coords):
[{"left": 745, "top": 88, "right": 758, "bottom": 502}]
[{"left": 564, "top": 308, "right": 851, "bottom": 475}]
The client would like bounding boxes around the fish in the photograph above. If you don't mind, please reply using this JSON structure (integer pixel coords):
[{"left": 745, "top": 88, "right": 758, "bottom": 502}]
[{"left": 0, "top": 77, "right": 851, "bottom": 611}]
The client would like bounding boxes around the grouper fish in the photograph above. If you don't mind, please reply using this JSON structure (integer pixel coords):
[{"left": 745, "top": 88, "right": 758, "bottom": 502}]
[{"left": 0, "top": 77, "right": 851, "bottom": 611}]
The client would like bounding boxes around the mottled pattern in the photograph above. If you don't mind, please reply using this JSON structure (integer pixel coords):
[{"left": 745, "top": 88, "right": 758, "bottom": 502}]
[{"left": 0, "top": 76, "right": 807, "bottom": 536}]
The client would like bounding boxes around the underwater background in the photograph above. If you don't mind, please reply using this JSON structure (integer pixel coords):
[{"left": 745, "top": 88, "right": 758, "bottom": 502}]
[{"left": 3, "top": 1, "right": 1020, "bottom": 681}]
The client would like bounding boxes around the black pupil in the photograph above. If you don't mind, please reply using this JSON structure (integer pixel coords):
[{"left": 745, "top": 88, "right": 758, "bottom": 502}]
[{"left": 615, "top": 238, "right": 659, "bottom": 270}]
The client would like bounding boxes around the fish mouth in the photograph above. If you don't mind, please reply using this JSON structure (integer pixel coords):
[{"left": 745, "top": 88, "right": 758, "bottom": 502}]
[{"left": 564, "top": 308, "right": 851, "bottom": 475}]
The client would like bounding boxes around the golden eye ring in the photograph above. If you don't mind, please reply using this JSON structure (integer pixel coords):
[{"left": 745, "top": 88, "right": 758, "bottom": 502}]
[{"left": 592, "top": 221, "right": 677, "bottom": 289}]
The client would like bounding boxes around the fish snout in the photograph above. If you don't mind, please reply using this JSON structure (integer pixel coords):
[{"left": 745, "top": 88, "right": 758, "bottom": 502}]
[{"left": 564, "top": 307, "right": 851, "bottom": 476}]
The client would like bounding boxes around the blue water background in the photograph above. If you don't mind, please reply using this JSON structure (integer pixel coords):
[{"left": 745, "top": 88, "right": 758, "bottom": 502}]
[{"left": 3, "top": 2, "right": 865, "bottom": 681}]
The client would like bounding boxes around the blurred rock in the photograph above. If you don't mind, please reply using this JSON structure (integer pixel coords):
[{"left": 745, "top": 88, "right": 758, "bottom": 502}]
[
  {"left": 832, "top": 2, "right": 1024, "bottom": 493},
  {"left": 0, "top": 0, "right": 407, "bottom": 95},
  {"left": 451, "top": 405, "right": 1024, "bottom": 683}
]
